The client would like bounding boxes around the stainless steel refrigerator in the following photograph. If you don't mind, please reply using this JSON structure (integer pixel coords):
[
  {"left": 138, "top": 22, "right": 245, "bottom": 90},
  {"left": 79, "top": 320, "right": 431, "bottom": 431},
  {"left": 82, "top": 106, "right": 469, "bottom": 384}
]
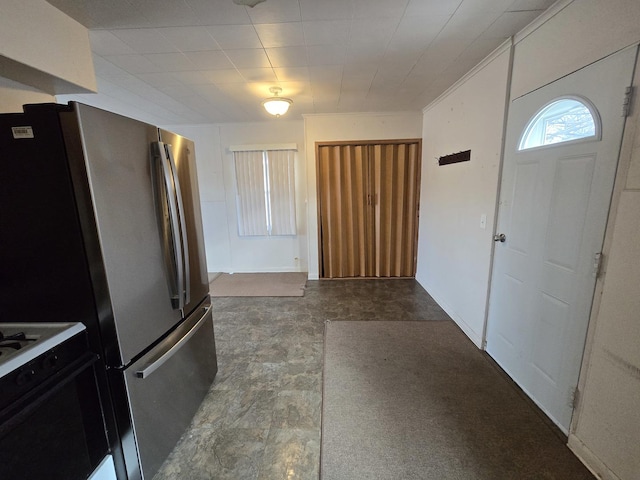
[{"left": 0, "top": 102, "right": 217, "bottom": 479}]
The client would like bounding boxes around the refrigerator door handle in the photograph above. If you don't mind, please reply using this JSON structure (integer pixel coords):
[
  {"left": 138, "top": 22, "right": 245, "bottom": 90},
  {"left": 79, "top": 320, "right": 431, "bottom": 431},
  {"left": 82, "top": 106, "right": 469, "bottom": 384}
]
[
  {"left": 135, "top": 304, "right": 212, "bottom": 379},
  {"left": 151, "top": 141, "right": 185, "bottom": 310},
  {"left": 165, "top": 144, "right": 191, "bottom": 308}
]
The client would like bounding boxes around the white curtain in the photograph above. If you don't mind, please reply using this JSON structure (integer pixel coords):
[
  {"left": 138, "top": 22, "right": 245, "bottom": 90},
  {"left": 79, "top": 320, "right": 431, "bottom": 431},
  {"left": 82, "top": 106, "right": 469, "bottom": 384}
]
[
  {"left": 234, "top": 151, "right": 268, "bottom": 236},
  {"left": 267, "top": 150, "right": 296, "bottom": 235},
  {"left": 234, "top": 149, "right": 296, "bottom": 236}
]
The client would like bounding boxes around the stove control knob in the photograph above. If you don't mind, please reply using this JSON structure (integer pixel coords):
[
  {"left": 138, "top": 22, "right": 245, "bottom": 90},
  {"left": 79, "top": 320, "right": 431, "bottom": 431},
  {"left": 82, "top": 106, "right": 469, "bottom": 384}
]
[
  {"left": 16, "top": 369, "right": 35, "bottom": 386},
  {"left": 42, "top": 353, "right": 59, "bottom": 370}
]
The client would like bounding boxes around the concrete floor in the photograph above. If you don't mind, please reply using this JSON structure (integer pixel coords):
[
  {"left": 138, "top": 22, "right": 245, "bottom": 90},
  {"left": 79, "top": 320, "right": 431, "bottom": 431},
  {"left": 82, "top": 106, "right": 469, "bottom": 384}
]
[{"left": 153, "top": 279, "right": 592, "bottom": 480}]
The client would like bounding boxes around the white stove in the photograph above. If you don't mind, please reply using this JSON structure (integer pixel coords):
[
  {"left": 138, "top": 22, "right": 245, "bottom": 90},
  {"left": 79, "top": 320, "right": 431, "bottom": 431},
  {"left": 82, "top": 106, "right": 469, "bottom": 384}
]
[{"left": 0, "top": 322, "right": 85, "bottom": 378}]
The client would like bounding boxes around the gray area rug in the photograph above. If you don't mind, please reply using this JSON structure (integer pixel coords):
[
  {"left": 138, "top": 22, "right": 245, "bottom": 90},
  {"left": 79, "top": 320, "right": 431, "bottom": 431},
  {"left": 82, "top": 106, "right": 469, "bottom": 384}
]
[
  {"left": 321, "top": 321, "right": 594, "bottom": 480},
  {"left": 209, "top": 272, "right": 307, "bottom": 297}
]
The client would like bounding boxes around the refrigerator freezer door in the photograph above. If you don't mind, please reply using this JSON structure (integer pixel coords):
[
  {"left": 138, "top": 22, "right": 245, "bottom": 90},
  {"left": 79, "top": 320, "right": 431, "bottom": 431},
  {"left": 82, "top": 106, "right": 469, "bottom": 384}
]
[
  {"left": 158, "top": 129, "right": 209, "bottom": 317},
  {"left": 61, "top": 104, "right": 183, "bottom": 365},
  {"left": 123, "top": 300, "right": 217, "bottom": 479}
]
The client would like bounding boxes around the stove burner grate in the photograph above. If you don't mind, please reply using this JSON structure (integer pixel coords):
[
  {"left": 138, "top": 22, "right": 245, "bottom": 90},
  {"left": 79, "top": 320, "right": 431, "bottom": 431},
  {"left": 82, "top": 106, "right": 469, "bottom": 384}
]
[{"left": 0, "top": 331, "right": 36, "bottom": 356}]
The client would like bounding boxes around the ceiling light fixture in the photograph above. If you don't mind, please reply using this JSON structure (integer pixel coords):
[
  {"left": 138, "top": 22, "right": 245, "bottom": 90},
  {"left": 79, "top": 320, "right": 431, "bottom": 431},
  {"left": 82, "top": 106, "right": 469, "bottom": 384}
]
[
  {"left": 262, "top": 87, "right": 293, "bottom": 117},
  {"left": 232, "top": 0, "right": 266, "bottom": 7}
]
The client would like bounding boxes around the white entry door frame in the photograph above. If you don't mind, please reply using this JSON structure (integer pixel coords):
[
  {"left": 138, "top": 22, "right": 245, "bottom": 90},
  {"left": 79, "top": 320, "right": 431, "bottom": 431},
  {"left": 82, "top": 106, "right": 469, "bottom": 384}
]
[{"left": 485, "top": 46, "right": 638, "bottom": 432}]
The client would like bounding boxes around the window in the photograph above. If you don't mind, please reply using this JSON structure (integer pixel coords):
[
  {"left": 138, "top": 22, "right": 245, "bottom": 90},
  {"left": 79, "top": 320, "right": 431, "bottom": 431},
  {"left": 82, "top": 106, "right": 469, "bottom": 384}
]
[
  {"left": 518, "top": 97, "right": 600, "bottom": 151},
  {"left": 233, "top": 147, "right": 296, "bottom": 236}
]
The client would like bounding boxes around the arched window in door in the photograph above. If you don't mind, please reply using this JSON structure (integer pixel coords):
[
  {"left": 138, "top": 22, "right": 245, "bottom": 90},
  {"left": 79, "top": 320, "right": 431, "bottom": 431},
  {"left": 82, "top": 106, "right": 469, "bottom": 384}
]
[{"left": 518, "top": 97, "right": 600, "bottom": 151}]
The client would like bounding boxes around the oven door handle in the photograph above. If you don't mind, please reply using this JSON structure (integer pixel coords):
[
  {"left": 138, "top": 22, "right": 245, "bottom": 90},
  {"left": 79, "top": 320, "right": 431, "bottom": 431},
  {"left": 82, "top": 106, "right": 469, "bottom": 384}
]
[
  {"left": 135, "top": 304, "right": 211, "bottom": 379},
  {"left": 0, "top": 352, "right": 99, "bottom": 437}
]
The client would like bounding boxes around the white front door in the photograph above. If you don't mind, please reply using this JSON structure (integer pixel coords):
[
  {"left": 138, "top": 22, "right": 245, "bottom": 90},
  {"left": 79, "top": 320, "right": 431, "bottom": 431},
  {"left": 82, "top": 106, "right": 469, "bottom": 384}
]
[{"left": 486, "top": 46, "right": 637, "bottom": 432}]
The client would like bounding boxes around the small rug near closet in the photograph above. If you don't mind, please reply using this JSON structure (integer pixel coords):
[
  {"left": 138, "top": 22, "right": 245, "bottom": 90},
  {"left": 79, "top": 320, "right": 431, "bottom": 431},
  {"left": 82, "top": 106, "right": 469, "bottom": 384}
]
[
  {"left": 209, "top": 272, "right": 307, "bottom": 297},
  {"left": 321, "top": 320, "right": 595, "bottom": 480}
]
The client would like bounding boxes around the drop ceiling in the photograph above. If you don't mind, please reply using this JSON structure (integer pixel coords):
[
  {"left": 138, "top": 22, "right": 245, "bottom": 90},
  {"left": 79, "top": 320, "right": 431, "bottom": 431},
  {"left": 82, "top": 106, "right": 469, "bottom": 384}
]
[{"left": 48, "top": 0, "right": 556, "bottom": 124}]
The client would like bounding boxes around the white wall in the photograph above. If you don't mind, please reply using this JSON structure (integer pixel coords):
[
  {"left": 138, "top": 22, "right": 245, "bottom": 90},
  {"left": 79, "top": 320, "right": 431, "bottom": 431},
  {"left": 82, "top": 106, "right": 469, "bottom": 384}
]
[
  {"left": 567, "top": 47, "right": 640, "bottom": 480},
  {"left": 511, "top": 0, "right": 640, "bottom": 100},
  {"left": 415, "top": 45, "right": 511, "bottom": 347},
  {"left": 303, "top": 112, "right": 423, "bottom": 279},
  {"left": 0, "top": 77, "right": 54, "bottom": 112},
  {"left": 0, "top": 0, "right": 95, "bottom": 95},
  {"left": 0, "top": 0, "right": 95, "bottom": 113},
  {"left": 418, "top": 1, "right": 640, "bottom": 478},
  {"left": 167, "top": 120, "right": 306, "bottom": 274}
]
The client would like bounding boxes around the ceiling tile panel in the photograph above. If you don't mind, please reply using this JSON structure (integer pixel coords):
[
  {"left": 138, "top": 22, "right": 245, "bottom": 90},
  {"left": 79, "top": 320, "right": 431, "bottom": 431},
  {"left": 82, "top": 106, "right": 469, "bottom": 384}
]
[
  {"left": 440, "top": 11, "right": 503, "bottom": 39},
  {"left": 348, "top": 18, "right": 398, "bottom": 49},
  {"left": 508, "top": 0, "right": 556, "bottom": 10},
  {"left": 265, "top": 46, "right": 308, "bottom": 68},
  {"left": 133, "top": 0, "right": 200, "bottom": 27},
  {"left": 254, "top": 23, "right": 306, "bottom": 48},
  {"left": 183, "top": 0, "right": 252, "bottom": 25},
  {"left": 308, "top": 65, "right": 343, "bottom": 85},
  {"left": 92, "top": 55, "right": 129, "bottom": 77},
  {"left": 144, "top": 53, "right": 197, "bottom": 72},
  {"left": 457, "top": 0, "right": 514, "bottom": 14},
  {"left": 246, "top": 0, "right": 302, "bottom": 24},
  {"left": 206, "top": 25, "right": 262, "bottom": 49},
  {"left": 103, "top": 54, "right": 163, "bottom": 74},
  {"left": 351, "top": 0, "right": 409, "bottom": 20},
  {"left": 202, "top": 69, "right": 247, "bottom": 84},
  {"left": 237, "top": 68, "right": 279, "bottom": 83},
  {"left": 137, "top": 72, "right": 183, "bottom": 87},
  {"left": 345, "top": 43, "right": 386, "bottom": 65},
  {"left": 307, "top": 45, "right": 347, "bottom": 66},
  {"left": 184, "top": 51, "right": 235, "bottom": 70},
  {"left": 273, "top": 66, "right": 310, "bottom": 82},
  {"left": 48, "top": 0, "right": 558, "bottom": 123},
  {"left": 110, "top": 29, "right": 180, "bottom": 54},
  {"left": 275, "top": 81, "right": 311, "bottom": 97},
  {"left": 89, "top": 31, "right": 137, "bottom": 56},
  {"left": 404, "top": 0, "right": 462, "bottom": 16},
  {"left": 156, "top": 26, "right": 220, "bottom": 52},
  {"left": 302, "top": 20, "right": 351, "bottom": 46},
  {"left": 387, "top": 15, "right": 450, "bottom": 53},
  {"left": 171, "top": 71, "right": 216, "bottom": 85},
  {"left": 299, "top": 0, "right": 354, "bottom": 21},
  {"left": 158, "top": 84, "right": 197, "bottom": 98},
  {"left": 341, "top": 63, "right": 377, "bottom": 89},
  {"left": 481, "top": 10, "right": 543, "bottom": 38},
  {"left": 225, "top": 49, "right": 273, "bottom": 69}
]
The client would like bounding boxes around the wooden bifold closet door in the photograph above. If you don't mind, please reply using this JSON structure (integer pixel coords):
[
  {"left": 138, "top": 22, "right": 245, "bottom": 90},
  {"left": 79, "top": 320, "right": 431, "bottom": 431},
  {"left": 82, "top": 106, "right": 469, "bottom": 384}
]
[{"left": 317, "top": 140, "right": 421, "bottom": 278}]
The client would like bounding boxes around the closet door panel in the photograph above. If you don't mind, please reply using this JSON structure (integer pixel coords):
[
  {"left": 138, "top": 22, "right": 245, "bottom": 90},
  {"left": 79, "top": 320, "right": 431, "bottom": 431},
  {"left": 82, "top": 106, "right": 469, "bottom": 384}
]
[
  {"left": 318, "top": 140, "right": 421, "bottom": 278},
  {"left": 371, "top": 143, "right": 421, "bottom": 277},
  {"left": 318, "top": 145, "right": 370, "bottom": 278}
]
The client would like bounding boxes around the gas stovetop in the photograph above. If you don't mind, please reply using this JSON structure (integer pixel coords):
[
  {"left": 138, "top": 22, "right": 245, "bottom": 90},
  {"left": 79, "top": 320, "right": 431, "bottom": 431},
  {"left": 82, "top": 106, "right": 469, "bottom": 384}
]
[{"left": 0, "top": 323, "right": 86, "bottom": 378}]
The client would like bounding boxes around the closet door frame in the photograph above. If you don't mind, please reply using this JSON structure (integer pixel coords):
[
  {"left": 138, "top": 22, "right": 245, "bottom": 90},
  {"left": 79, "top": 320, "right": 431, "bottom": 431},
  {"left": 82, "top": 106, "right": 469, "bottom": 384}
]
[{"left": 316, "top": 138, "right": 422, "bottom": 279}]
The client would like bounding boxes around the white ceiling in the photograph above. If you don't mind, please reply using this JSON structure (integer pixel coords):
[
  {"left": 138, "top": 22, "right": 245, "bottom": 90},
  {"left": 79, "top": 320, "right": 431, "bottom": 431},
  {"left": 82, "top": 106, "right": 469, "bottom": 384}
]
[{"left": 49, "top": 0, "right": 556, "bottom": 125}]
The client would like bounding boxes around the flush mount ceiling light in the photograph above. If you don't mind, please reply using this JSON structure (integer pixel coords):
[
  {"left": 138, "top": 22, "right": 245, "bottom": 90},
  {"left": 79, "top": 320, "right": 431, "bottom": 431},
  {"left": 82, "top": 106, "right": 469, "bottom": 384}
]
[
  {"left": 262, "top": 87, "right": 293, "bottom": 117},
  {"left": 233, "top": 0, "right": 266, "bottom": 7}
]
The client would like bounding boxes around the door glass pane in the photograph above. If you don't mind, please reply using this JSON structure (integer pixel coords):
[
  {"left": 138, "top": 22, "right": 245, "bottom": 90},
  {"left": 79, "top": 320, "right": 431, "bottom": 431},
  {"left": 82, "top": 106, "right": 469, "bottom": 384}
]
[{"left": 519, "top": 98, "right": 599, "bottom": 150}]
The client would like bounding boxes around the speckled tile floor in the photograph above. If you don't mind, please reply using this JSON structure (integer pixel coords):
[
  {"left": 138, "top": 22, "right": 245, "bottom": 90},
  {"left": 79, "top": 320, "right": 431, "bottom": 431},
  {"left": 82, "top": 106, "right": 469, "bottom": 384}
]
[
  {"left": 153, "top": 278, "right": 589, "bottom": 480},
  {"left": 153, "top": 279, "right": 448, "bottom": 480}
]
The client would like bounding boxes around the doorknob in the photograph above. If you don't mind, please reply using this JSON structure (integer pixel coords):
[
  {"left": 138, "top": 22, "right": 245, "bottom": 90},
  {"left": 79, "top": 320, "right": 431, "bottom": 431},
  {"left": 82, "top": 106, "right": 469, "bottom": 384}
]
[{"left": 493, "top": 233, "right": 506, "bottom": 242}]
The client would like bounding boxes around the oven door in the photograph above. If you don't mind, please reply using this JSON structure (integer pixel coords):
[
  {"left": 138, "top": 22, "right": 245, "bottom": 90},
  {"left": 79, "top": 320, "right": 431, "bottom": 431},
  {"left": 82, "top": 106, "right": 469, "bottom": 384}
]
[{"left": 0, "top": 351, "right": 109, "bottom": 480}]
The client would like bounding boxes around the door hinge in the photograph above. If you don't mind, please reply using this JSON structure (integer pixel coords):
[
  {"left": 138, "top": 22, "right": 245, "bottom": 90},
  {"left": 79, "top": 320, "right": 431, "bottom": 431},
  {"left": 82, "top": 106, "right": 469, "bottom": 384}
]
[
  {"left": 592, "top": 252, "right": 603, "bottom": 278},
  {"left": 623, "top": 86, "right": 634, "bottom": 117},
  {"left": 570, "top": 387, "right": 580, "bottom": 410}
]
